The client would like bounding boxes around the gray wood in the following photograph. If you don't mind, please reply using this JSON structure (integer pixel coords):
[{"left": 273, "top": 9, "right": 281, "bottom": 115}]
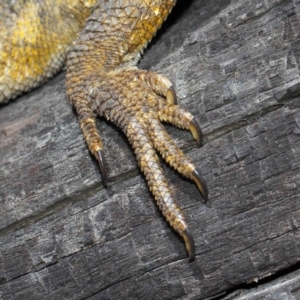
[
  {"left": 225, "top": 268, "right": 300, "bottom": 299},
  {"left": 0, "top": 0, "right": 300, "bottom": 299}
]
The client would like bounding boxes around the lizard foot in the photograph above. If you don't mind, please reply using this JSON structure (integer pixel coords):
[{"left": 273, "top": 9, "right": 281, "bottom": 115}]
[{"left": 66, "top": 68, "right": 208, "bottom": 261}]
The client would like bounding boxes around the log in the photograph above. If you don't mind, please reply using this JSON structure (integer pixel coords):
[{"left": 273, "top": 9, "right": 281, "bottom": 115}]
[
  {"left": 0, "top": 0, "right": 299, "bottom": 299},
  {"left": 223, "top": 267, "right": 300, "bottom": 299}
]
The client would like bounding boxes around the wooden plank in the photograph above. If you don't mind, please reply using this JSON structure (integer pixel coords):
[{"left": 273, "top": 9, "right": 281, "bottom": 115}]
[
  {"left": 225, "top": 268, "right": 300, "bottom": 299},
  {"left": 0, "top": 0, "right": 300, "bottom": 299}
]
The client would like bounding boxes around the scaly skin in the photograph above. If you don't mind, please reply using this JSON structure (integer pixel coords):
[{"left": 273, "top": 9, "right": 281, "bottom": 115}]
[
  {"left": 0, "top": 0, "right": 97, "bottom": 102},
  {"left": 0, "top": 0, "right": 208, "bottom": 262}
]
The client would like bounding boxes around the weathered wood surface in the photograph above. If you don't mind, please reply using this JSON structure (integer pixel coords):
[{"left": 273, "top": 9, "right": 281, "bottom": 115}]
[
  {"left": 0, "top": 0, "right": 300, "bottom": 299},
  {"left": 224, "top": 267, "right": 300, "bottom": 299}
]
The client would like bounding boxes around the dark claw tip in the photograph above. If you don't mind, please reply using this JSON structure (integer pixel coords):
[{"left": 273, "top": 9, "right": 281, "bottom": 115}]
[
  {"left": 182, "top": 229, "right": 195, "bottom": 262},
  {"left": 96, "top": 150, "right": 108, "bottom": 188},
  {"left": 189, "top": 119, "right": 203, "bottom": 147},
  {"left": 191, "top": 168, "right": 209, "bottom": 201}
]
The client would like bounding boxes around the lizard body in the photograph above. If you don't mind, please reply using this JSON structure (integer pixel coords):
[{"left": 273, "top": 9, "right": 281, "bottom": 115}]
[
  {"left": 0, "top": 0, "right": 208, "bottom": 261},
  {"left": 0, "top": 0, "right": 96, "bottom": 102}
]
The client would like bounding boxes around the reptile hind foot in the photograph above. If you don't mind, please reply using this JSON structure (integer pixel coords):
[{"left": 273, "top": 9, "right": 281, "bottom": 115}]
[
  {"left": 65, "top": 0, "right": 208, "bottom": 262},
  {"left": 66, "top": 67, "right": 208, "bottom": 261}
]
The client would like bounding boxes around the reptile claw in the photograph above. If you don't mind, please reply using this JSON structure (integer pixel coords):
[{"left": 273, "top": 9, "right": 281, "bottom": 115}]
[
  {"left": 96, "top": 150, "right": 108, "bottom": 188},
  {"left": 166, "top": 87, "right": 177, "bottom": 104},
  {"left": 182, "top": 229, "right": 195, "bottom": 262},
  {"left": 191, "top": 168, "right": 208, "bottom": 201},
  {"left": 189, "top": 119, "right": 203, "bottom": 147}
]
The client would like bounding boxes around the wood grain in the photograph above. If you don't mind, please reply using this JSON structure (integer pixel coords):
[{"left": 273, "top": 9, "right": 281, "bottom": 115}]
[{"left": 0, "top": 0, "right": 299, "bottom": 299}]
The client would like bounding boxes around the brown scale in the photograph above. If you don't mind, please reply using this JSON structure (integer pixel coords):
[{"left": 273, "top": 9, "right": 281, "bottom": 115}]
[{"left": 66, "top": 0, "right": 208, "bottom": 262}]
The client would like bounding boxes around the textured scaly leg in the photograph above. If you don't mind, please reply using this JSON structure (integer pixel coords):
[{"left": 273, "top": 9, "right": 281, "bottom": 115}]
[{"left": 66, "top": 0, "right": 208, "bottom": 261}]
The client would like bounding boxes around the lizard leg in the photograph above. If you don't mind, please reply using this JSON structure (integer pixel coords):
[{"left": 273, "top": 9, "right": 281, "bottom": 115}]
[{"left": 65, "top": 0, "right": 206, "bottom": 261}]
